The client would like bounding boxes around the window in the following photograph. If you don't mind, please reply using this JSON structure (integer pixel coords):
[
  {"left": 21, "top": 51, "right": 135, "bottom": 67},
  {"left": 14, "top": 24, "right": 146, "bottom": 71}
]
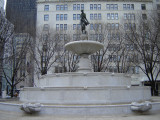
[
  {"left": 90, "top": 4, "right": 100, "bottom": 10},
  {"left": 64, "top": 4, "right": 68, "bottom": 10},
  {"left": 77, "top": 24, "right": 81, "bottom": 30},
  {"left": 44, "top": 14, "right": 49, "bottom": 21},
  {"left": 124, "top": 13, "right": 127, "bottom": 19},
  {"left": 73, "top": 34, "right": 80, "bottom": 41},
  {"left": 44, "top": 5, "right": 49, "bottom": 11},
  {"left": 77, "top": 14, "right": 80, "bottom": 20},
  {"left": 98, "top": 13, "right": 101, "bottom": 20},
  {"left": 90, "top": 14, "right": 93, "bottom": 20},
  {"left": 124, "top": 23, "right": 136, "bottom": 30},
  {"left": 90, "top": 13, "right": 101, "bottom": 20},
  {"left": 73, "top": 14, "right": 80, "bottom": 20},
  {"left": 115, "top": 4, "right": 118, "bottom": 10},
  {"left": 111, "top": 13, "right": 114, "bottom": 20},
  {"left": 73, "top": 4, "right": 76, "bottom": 10},
  {"left": 107, "top": 13, "right": 110, "bottom": 20},
  {"left": 60, "top": 14, "right": 63, "bottom": 20},
  {"left": 94, "top": 4, "right": 97, "bottom": 10},
  {"left": 73, "top": 14, "right": 76, "bottom": 20},
  {"left": 131, "top": 14, "right": 135, "bottom": 20},
  {"left": 60, "top": 5, "right": 64, "bottom": 10},
  {"left": 56, "top": 14, "right": 59, "bottom": 21},
  {"left": 56, "top": 5, "right": 60, "bottom": 10},
  {"left": 106, "top": 4, "right": 118, "bottom": 10},
  {"left": 107, "top": 13, "right": 118, "bottom": 20},
  {"left": 98, "top": 4, "right": 101, "bottom": 10},
  {"left": 115, "top": 13, "right": 118, "bottom": 20},
  {"left": 94, "top": 24, "right": 98, "bottom": 30},
  {"left": 123, "top": 4, "right": 134, "bottom": 10},
  {"left": 64, "top": 24, "right": 67, "bottom": 30},
  {"left": 81, "top": 4, "right": 84, "bottom": 10},
  {"left": 157, "top": 4, "right": 160, "bottom": 10},
  {"left": 73, "top": 24, "right": 76, "bottom": 30},
  {"left": 90, "top": 4, "right": 93, "bottom": 10},
  {"left": 89, "top": 34, "right": 103, "bottom": 41},
  {"left": 106, "top": 4, "right": 110, "bottom": 10},
  {"left": 90, "top": 24, "right": 94, "bottom": 30},
  {"left": 60, "top": 24, "right": 63, "bottom": 30},
  {"left": 94, "top": 14, "right": 97, "bottom": 20},
  {"left": 135, "top": 67, "right": 139, "bottom": 74},
  {"left": 56, "top": 24, "right": 59, "bottom": 31},
  {"left": 142, "top": 14, "right": 147, "bottom": 20},
  {"left": 124, "top": 13, "right": 135, "bottom": 20},
  {"left": 111, "top": 23, "right": 115, "bottom": 30},
  {"left": 57, "top": 14, "right": 67, "bottom": 21},
  {"left": 131, "top": 4, "right": 134, "bottom": 10},
  {"left": 115, "top": 23, "right": 119, "bottom": 30},
  {"left": 56, "top": 4, "right": 68, "bottom": 10},
  {"left": 73, "top": 4, "right": 84, "bottom": 10},
  {"left": 141, "top": 4, "right": 146, "bottom": 10},
  {"left": 109, "top": 55, "right": 113, "bottom": 62},
  {"left": 64, "top": 14, "right": 67, "bottom": 20},
  {"left": 77, "top": 4, "right": 80, "bottom": 10},
  {"left": 43, "top": 24, "right": 49, "bottom": 31}
]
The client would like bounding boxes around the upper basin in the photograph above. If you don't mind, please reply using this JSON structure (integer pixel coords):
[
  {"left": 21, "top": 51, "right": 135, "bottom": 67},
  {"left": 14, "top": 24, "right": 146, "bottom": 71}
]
[{"left": 65, "top": 40, "right": 104, "bottom": 55}]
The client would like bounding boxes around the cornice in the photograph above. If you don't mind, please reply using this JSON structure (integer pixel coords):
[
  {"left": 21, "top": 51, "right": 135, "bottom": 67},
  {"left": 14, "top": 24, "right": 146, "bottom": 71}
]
[{"left": 37, "top": 0, "right": 153, "bottom": 4}]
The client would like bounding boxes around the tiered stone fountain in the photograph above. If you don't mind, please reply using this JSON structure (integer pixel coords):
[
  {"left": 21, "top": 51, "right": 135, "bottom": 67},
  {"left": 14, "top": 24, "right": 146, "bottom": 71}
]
[{"left": 20, "top": 40, "right": 151, "bottom": 105}]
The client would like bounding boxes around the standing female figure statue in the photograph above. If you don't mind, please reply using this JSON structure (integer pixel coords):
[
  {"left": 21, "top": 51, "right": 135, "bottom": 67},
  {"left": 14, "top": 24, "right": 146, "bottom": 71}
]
[{"left": 80, "top": 10, "right": 90, "bottom": 34}]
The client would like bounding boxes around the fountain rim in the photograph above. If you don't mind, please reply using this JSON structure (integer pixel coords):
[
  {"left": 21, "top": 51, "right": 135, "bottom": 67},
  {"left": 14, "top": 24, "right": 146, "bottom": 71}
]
[
  {"left": 65, "top": 40, "right": 104, "bottom": 48},
  {"left": 65, "top": 40, "right": 104, "bottom": 55}
]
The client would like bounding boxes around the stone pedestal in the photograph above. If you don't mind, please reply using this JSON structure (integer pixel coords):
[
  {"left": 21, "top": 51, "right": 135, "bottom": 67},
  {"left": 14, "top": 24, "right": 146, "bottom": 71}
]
[
  {"left": 80, "top": 34, "right": 88, "bottom": 40},
  {"left": 77, "top": 54, "right": 91, "bottom": 73}
]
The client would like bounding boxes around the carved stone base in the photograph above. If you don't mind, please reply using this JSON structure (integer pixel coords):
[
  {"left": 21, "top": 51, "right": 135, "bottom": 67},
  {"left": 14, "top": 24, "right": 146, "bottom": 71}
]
[
  {"left": 80, "top": 33, "right": 88, "bottom": 40},
  {"left": 20, "top": 103, "right": 42, "bottom": 114},
  {"left": 131, "top": 101, "right": 152, "bottom": 112}
]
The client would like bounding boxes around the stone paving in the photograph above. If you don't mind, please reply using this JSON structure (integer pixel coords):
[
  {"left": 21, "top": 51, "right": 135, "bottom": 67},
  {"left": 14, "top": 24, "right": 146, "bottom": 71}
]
[
  {"left": 0, "top": 96, "right": 160, "bottom": 120},
  {"left": 0, "top": 110, "right": 160, "bottom": 120}
]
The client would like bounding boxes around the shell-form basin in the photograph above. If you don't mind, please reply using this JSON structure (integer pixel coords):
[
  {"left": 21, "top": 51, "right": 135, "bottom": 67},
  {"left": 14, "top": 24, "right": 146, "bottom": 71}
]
[{"left": 65, "top": 40, "right": 104, "bottom": 55}]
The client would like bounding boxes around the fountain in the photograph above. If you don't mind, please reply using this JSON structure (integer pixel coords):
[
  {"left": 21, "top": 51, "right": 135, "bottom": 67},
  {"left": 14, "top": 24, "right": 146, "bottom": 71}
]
[
  {"left": 20, "top": 39, "right": 151, "bottom": 105},
  {"left": 19, "top": 11, "right": 152, "bottom": 115}
]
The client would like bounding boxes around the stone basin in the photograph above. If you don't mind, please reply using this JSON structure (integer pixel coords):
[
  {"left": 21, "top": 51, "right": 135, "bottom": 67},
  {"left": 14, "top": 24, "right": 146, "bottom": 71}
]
[
  {"left": 65, "top": 40, "right": 104, "bottom": 72},
  {"left": 65, "top": 40, "right": 104, "bottom": 55}
]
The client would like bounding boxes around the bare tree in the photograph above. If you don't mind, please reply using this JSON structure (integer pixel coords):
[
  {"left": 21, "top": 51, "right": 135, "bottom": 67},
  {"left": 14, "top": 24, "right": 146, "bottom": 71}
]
[
  {"left": 127, "top": 12, "right": 160, "bottom": 95},
  {"left": 1, "top": 33, "right": 32, "bottom": 97},
  {"left": 0, "top": 10, "right": 14, "bottom": 95},
  {"left": 0, "top": 10, "right": 14, "bottom": 65},
  {"left": 31, "top": 29, "right": 64, "bottom": 76},
  {"left": 65, "top": 51, "right": 79, "bottom": 72}
]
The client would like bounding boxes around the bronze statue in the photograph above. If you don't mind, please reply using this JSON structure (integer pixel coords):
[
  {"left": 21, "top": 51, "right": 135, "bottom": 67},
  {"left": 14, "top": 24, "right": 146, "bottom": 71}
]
[{"left": 80, "top": 10, "right": 90, "bottom": 34}]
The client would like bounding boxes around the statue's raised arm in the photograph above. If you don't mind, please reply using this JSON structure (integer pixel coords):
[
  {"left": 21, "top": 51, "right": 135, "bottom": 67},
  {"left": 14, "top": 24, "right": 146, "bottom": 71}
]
[{"left": 80, "top": 10, "right": 90, "bottom": 34}]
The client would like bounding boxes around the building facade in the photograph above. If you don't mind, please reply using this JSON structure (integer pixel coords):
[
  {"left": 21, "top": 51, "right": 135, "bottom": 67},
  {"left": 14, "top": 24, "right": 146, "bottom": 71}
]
[{"left": 6, "top": 0, "right": 37, "bottom": 37}]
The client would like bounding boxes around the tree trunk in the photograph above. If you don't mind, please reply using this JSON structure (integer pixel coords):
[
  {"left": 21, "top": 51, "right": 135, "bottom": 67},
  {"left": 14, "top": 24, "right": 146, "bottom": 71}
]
[
  {"left": 10, "top": 85, "right": 14, "bottom": 98},
  {"left": 151, "top": 82, "right": 158, "bottom": 96}
]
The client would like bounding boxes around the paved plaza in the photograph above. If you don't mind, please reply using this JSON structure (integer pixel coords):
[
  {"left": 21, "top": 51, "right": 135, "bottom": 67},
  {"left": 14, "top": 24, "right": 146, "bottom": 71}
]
[
  {"left": 0, "top": 110, "right": 160, "bottom": 120},
  {"left": 0, "top": 97, "right": 160, "bottom": 120}
]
